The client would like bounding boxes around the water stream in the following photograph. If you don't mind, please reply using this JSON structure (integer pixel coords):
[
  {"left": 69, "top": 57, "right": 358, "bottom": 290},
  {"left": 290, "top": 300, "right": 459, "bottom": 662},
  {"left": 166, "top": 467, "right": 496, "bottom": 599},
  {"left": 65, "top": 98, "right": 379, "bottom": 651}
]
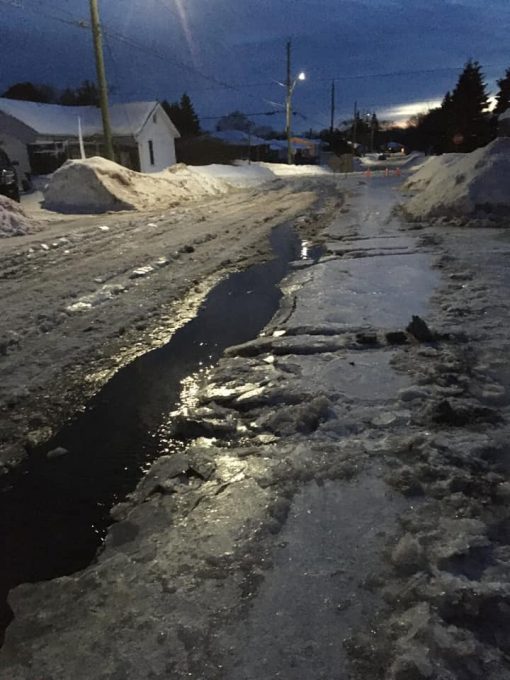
[{"left": 0, "top": 223, "right": 321, "bottom": 641}]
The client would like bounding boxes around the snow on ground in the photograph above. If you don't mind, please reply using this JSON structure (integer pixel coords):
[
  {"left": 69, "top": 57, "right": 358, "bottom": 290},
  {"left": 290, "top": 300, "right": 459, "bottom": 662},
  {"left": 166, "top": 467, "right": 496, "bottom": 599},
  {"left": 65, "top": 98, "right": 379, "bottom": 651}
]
[
  {"left": 403, "top": 153, "right": 463, "bottom": 192},
  {"left": 403, "top": 137, "right": 510, "bottom": 221},
  {"left": 0, "top": 195, "right": 41, "bottom": 238},
  {"left": 359, "top": 151, "right": 424, "bottom": 169},
  {"left": 43, "top": 157, "right": 231, "bottom": 214},
  {"left": 256, "top": 161, "right": 331, "bottom": 176},
  {"left": 193, "top": 163, "right": 277, "bottom": 188},
  {"left": 6, "top": 178, "right": 510, "bottom": 678}
]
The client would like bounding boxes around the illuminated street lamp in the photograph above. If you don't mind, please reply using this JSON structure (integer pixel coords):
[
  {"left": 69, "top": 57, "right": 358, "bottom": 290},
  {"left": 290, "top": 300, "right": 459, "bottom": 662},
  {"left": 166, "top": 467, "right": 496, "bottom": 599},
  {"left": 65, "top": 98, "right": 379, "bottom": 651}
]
[{"left": 285, "top": 40, "right": 306, "bottom": 165}]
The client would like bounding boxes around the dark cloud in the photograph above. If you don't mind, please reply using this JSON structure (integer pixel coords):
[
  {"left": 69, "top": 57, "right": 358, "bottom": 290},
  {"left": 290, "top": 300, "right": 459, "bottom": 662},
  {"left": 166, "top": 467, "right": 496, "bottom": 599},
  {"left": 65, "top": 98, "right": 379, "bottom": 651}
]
[{"left": 2, "top": 0, "right": 510, "bottom": 129}]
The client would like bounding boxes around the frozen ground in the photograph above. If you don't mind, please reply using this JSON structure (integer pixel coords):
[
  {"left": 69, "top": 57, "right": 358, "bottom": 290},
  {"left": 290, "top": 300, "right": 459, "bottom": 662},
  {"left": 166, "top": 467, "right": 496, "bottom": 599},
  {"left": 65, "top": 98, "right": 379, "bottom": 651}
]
[
  {"left": 2, "top": 172, "right": 510, "bottom": 679},
  {"left": 0, "top": 175, "right": 340, "bottom": 470},
  {"left": 359, "top": 151, "right": 424, "bottom": 169}
]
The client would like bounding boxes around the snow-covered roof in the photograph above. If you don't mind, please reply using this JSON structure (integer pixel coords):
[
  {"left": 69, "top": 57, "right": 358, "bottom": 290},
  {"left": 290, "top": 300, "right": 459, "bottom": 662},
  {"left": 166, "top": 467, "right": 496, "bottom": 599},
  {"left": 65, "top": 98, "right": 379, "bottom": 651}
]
[
  {"left": 267, "top": 139, "right": 314, "bottom": 151},
  {"left": 211, "top": 130, "right": 269, "bottom": 146},
  {"left": 0, "top": 98, "right": 176, "bottom": 138}
]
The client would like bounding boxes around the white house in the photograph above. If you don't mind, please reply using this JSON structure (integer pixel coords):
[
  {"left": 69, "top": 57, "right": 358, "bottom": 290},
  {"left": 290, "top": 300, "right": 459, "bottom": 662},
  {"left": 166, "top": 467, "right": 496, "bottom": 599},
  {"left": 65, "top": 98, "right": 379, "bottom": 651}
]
[{"left": 0, "top": 98, "right": 180, "bottom": 180}]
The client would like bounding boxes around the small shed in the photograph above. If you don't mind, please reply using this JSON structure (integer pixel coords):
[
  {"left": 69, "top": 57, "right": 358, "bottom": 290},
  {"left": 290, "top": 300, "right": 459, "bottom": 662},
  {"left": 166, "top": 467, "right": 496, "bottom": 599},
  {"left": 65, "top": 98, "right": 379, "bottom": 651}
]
[{"left": 0, "top": 98, "right": 180, "bottom": 178}]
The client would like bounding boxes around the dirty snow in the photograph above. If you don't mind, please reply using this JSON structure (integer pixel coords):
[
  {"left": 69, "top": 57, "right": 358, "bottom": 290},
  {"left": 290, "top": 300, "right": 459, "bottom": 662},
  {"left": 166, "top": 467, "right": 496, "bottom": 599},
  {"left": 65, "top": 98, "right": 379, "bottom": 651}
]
[
  {"left": 0, "top": 195, "right": 41, "bottom": 238},
  {"left": 43, "top": 157, "right": 230, "bottom": 214},
  {"left": 256, "top": 161, "right": 331, "bottom": 176},
  {"left": 360, "top": 151, "right": 425, "bottom": 169},
  {"left": 403, "top": 137, "right": 510, "bottom": 221},
  {"left": 0, "top": 179, "right": 327, "bottom": 470},
  {"left": 3, "top": 174, "right": 510, "bottom": 680},
  {"left": 193, "top": 163, "right": 277, "bottom": 188}
]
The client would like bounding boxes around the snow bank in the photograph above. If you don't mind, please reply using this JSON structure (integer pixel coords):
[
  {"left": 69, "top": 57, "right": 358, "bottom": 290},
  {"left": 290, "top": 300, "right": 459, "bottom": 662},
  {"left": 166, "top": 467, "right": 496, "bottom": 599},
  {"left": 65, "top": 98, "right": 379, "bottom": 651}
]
[
  {"left": 0, "top": 195, "right": 41, "bottom": 237},
  {"left": 403, "top": 153, "right": 463, "bottom": 191},
  {"left": 193, "top": 163, "right": 277, "bottom": 188},
  {"left": 256, "top": 162, "right": 331, "bottom": 177},
  {"left": 403, "top": 138, "right": 510, "bottom": 221},
  {"left": 43, "top": 157, "right": 230, "bottom": 214}
]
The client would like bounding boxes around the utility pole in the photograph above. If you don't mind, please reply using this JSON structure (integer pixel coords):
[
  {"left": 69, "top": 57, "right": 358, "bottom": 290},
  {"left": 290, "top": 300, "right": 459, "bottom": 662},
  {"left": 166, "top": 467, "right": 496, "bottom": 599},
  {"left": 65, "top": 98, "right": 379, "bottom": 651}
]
[
  {"left": 330, "top": 80, "right": 335, "bottom": 133},
  {"left": 89, "top": 0, "right": 114, "bottom": 161},
  {"left": 370, "top": 112, "right": 376, "bottom": 153},
  {"left": 352, "top": 100, "right": 358, "bottom": 152},
  {"left": 285, "top": 40, "right": 293, "bottom": 165}
]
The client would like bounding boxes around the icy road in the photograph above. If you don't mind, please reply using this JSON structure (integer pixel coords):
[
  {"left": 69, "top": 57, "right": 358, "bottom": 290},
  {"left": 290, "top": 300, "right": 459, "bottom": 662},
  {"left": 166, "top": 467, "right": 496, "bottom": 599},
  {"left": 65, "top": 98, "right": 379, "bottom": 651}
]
[{"left": 2, "top": 175, "right": 510, "bottom": 679}]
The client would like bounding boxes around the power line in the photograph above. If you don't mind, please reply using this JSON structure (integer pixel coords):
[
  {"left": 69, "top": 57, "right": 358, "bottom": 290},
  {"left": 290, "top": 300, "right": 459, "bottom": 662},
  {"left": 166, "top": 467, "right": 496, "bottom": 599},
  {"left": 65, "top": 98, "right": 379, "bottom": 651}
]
[{"left": 201, "top": 111, "right": 287, "bottom": 120}]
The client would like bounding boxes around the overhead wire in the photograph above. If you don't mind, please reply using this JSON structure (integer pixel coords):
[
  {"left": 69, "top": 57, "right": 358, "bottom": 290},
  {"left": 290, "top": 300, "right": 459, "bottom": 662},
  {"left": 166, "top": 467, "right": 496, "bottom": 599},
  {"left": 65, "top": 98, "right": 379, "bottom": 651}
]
[{"left": 7, "top": 1, "right": 507, "bottom": 130}]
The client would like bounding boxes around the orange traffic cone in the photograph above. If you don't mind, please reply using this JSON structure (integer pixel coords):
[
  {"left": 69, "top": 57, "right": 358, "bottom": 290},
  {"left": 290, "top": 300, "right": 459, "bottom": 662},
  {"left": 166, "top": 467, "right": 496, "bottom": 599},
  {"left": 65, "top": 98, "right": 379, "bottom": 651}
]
[
  {"left": 395, "top": 167, "right": 401, "bottom": 177},
  {"left": 364, "top": 168, "right": 372, "bottom": 178}
]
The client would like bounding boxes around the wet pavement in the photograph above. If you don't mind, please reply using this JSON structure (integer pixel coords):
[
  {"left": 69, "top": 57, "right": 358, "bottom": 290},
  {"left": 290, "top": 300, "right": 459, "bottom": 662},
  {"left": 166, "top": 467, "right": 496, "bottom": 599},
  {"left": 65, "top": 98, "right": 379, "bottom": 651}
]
[
  {"left": 1, "top": 176, "right": 457, "bottom": 680},
  {"left": 0, "top": 222, "right": 321, "bottom": 642}
]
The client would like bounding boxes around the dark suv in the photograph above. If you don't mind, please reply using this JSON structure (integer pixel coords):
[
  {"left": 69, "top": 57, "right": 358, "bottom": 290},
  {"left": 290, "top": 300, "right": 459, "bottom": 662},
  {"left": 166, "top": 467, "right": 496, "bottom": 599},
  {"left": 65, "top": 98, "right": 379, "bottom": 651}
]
[{"left": 0, "top": 149, "right": 20, "bottom": 202}]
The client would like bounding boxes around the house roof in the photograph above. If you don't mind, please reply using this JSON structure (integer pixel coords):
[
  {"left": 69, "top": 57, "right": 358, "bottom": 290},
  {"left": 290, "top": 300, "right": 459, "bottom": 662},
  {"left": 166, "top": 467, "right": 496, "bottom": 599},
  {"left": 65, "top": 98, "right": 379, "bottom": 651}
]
[
  {"left": 211, "top": 129, "right": 269, "bottom": 146},
  {"left": 0, "top": 98, "right": 177, "bottom": 138}
]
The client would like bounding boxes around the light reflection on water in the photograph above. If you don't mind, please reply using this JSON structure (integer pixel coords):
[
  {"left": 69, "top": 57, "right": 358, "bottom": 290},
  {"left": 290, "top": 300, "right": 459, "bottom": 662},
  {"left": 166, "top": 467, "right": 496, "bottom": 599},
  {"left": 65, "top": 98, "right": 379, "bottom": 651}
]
[{"left": 0, "top": 223, "right": 323, "bottom": 641}]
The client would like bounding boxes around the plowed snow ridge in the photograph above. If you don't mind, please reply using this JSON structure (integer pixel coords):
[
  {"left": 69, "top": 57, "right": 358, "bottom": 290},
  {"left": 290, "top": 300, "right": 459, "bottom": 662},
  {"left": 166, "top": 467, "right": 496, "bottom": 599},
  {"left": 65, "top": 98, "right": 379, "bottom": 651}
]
[{"left": 403, "top": 137, "right": 510, "bottom": 220}]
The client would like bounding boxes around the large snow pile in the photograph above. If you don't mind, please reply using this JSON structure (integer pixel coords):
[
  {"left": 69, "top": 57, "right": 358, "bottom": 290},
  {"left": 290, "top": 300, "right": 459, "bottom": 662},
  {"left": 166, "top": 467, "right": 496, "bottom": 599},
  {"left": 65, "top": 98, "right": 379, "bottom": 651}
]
[
  {"left": 403, "top": 153, "right": 463, "bottom": 191},
  {"left": 403, "top": 138, "right": 510, "bottom": 221},
  {"left": 193, "top": 163, "right": 277, "bottom": 188},
  {"left": 0, "top": 195, "right": 41, "bottom": 237},
  {"left": 43, "top": 157, "right": 230, "bottom": 214},
  {"left": 256, "top": 162, "right": 331, "bottom": 177}
]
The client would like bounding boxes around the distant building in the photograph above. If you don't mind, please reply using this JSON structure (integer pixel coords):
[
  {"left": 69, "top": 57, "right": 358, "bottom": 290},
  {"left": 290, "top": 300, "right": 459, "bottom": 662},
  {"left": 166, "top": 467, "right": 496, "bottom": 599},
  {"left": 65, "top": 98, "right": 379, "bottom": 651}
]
[{"left": 0, "top": 98, "right": 180, "bottom": 178}]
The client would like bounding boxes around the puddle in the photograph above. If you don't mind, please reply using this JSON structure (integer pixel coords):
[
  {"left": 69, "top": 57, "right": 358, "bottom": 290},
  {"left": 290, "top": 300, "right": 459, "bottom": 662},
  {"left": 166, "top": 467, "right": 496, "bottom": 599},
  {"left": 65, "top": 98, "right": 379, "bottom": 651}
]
[{"left": 0, "top": 224, "right": 323, "bottom": 642}]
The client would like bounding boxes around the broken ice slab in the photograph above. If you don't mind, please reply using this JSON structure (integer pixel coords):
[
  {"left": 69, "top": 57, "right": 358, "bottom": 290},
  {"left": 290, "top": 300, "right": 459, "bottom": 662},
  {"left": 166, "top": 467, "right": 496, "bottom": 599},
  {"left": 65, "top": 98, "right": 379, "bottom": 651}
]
[{"left": 280, "top": 253, "right": 439, "bottom": 331}]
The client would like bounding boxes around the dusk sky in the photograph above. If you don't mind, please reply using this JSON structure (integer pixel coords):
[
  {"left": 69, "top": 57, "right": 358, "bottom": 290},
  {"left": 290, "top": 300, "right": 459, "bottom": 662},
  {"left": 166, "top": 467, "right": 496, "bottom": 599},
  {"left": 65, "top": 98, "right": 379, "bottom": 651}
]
[{"left": 3, "top": 0, "right": 510, "bottom": 131}]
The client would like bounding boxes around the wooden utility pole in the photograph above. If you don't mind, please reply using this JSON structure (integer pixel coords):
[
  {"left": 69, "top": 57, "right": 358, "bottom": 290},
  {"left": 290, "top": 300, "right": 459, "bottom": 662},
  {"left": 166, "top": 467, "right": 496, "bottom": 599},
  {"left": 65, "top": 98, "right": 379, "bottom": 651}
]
[
  {"left": 330, "top": 80, "right": 335, "bottom": 133},
  {"left": 352, "top": 100, "right": 358, "bottom": 150},
  {"left": 370, "top": 112, "right": 376, "bottom": 153},
  {"left": 285, "top": 40, "right": 293, "bottom": 165},
  {"left": 89, "top": 0, "right": 114, "bottom": 161}
]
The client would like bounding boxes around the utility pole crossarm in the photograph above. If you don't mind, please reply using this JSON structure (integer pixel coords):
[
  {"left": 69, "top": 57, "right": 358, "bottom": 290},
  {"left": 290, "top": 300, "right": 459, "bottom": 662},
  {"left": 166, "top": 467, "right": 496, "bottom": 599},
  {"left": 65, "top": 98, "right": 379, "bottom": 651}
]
[{"left": 89, "top": 0, "right": 114, "bottom": 161}]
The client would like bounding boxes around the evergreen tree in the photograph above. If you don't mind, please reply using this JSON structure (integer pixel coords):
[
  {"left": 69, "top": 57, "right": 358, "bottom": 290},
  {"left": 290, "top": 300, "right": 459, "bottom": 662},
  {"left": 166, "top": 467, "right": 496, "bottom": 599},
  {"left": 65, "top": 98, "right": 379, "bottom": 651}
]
[
  {"left": 448, "top": 60, "right": 491, "bottom": 151},
  {"left": 178, "top": 93, "right": 200, "bottom": 135},
  {"left": 2, "top": 81, "right": 57, "bottom": 103},
  {"left": 162, "top": 93, "right": 201, "bottom": 137},
  {"left": 494, "top": 68, "right": 510, "bottom": 116},
  {"left": 59, "top": 88, "right": 78, "bottom": 106},
  {"left": 216, "top": 110, "right": 252, "bottom": 133},
  {"left": 73, "top": 80, "right": 99, "bottom": 106},
  {"left": 59, "top": 81, "right": 99, "bottom": 106}
]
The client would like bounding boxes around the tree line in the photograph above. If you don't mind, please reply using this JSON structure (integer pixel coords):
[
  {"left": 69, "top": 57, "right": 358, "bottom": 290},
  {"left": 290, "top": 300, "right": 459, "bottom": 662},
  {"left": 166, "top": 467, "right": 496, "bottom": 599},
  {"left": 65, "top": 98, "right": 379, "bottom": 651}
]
[
  {"left": 2, "top": 80, "right": 100, "bottom": 106},
  {"left": 5, "top": 61, "right": 510, "bottom": 154},
  {"left": 381, "top": 61, "right": 510, "bottom": 154}
]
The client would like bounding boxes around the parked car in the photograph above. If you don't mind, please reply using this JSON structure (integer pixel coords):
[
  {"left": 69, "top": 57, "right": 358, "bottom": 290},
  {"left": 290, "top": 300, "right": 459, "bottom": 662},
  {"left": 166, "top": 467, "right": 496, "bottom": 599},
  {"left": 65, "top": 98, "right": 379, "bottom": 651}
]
[{"left": 0, "top": 149, "right": 20, "bottom": 202}]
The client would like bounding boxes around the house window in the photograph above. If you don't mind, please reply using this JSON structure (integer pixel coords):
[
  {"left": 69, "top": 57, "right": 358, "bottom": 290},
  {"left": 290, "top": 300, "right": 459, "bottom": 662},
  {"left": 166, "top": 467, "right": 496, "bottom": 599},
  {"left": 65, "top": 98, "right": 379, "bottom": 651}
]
[
  {"left": 153, "top": 114, "right": 158, "bottom": 124},
  {"left": 148, "top": 140, "right": 155, "bottom": 166}
]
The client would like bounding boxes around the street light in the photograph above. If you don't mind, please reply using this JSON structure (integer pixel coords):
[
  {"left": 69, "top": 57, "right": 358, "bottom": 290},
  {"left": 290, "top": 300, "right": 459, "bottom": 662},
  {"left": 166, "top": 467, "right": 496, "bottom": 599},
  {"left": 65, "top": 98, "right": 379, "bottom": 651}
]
[{"left": 285, "top": 40, "right": 306, "bottom": 165}]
